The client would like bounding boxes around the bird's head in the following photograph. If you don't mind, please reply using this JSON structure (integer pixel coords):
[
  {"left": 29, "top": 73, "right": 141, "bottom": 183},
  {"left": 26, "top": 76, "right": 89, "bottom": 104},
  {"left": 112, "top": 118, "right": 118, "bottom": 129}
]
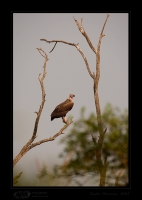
[{"left": 69, "top": 94, "right": 75, "bottom": 101}]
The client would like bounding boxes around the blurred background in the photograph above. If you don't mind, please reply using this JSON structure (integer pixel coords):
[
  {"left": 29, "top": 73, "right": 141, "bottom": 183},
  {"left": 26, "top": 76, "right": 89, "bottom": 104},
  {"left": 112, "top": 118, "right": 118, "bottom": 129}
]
[{"left": 13, "top": 13, "right": 128, "bottom": 186}]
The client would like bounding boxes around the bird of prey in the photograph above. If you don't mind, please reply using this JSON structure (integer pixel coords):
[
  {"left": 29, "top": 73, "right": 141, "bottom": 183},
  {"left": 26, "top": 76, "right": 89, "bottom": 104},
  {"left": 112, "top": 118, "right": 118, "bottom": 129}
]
[{"left": 51, "top": 94, "right": 75, "bottom": 124}]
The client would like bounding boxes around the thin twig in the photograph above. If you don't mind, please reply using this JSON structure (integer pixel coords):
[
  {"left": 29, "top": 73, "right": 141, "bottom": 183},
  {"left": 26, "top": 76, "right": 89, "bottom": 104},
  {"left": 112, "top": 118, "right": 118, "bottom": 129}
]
[
  {"left": 49, "top": 42, "right": 57, "bottom": 53},
  {"left": 36, "top": 48, "right": 49, "bottom": 61},
  {"left": 101, "top": 14, "right": 110, "bottom": 36},
  {"left": 97, "top": 14, "right": 110, "bottom": 53}
]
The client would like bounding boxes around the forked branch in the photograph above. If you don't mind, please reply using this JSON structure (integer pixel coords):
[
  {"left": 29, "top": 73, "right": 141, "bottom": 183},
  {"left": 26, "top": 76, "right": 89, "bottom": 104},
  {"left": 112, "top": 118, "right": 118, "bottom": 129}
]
[
  {"left": 25, "top": 117, "right": 73, "bottom": 152},
  {"left": 13, "top": 48, "right": 48, "bottom": 167},
  {"left": 13, "top": 49, "right": 73, "bottom": 167},
  {"left": 73, "top": 16, "right": 97, "bottom": 54},
  {"left": 40, "top": 14, "right": 109, "bottom": 186}
]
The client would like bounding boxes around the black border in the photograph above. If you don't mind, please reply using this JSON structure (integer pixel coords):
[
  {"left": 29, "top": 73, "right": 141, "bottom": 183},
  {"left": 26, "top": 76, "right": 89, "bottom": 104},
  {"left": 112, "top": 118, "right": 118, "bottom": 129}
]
[{"left": 11, "top": 10, "right": 131, "bottom": 198}]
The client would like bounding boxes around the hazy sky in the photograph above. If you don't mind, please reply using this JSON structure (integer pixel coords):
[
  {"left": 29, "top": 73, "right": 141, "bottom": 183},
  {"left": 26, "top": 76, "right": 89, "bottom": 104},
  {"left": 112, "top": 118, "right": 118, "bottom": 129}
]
[{"left": 13, "top": 13, "right": 128, "bottom": 182}]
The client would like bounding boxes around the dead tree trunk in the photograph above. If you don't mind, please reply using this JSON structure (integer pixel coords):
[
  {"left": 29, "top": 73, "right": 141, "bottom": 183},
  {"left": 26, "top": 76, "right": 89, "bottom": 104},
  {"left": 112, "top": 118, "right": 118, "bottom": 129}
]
[{"left": 40, "top": 14, "right": 110, "bottom": 186}]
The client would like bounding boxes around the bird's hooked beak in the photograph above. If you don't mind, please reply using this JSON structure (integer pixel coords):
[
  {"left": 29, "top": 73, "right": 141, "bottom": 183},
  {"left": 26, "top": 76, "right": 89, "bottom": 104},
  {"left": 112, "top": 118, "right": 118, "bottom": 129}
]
[
  {"left": 69, "top": 94, "right": 75, "bottom": 101},
  {"left": 70, "top": 94, "right": 75, "bottom": 98}
]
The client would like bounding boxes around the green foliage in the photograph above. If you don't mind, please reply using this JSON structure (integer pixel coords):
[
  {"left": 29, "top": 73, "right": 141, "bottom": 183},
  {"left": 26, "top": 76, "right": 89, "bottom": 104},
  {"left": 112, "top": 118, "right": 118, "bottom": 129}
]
[
  {"left": 37, "top": 165, "right": 48, "bottom": 179},
  {"left": 55, "top": 103, "right": 128, "bottom": 186},
  {"left": 13, "top": 172, "right": 23, "bottom": 185},
  {"left": 37, "top": 165, "right": 58, "bottom": 186}
]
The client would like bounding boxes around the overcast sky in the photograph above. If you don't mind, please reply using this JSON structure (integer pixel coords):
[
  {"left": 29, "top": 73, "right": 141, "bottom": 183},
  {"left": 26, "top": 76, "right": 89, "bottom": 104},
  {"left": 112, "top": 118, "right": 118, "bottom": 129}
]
[{"left": 13, "top": 13, "right": 128, "bottom": 183}]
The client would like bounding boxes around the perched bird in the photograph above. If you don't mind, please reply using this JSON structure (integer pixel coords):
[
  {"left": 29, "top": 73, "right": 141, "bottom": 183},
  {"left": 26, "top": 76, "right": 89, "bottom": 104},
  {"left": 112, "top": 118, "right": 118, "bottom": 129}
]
[{"left": 51, "top": 94, "right": 75, "bottom": 124}]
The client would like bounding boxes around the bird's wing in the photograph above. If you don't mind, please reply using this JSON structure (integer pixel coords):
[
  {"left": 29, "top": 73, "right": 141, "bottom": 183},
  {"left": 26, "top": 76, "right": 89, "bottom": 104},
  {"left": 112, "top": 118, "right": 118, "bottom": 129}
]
[{"left": 51, "top": 99, "right": 74, "bottom": 114}]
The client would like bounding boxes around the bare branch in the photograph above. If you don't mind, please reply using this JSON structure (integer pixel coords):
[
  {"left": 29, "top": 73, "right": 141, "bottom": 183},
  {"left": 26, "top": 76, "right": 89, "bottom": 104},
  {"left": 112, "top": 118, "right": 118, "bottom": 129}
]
[
  {"left": 13, "top": 48, "right": 48, "bottom": 167},
  {"left": 13, "top": 118, "right": 73, "bottom": 167},
  {"left": 73, "top": 16, "right": 97, "bottom": 54},
  {"left": 49, "top": 42, "right": 57, "bottom": 53},
  {"left": 81, "top": 18, "right": 83, "bottom": 26},
  {"left": 24, "top": 117, "right": 73, "bottom": 153},
  {"left": 39, "top": 16, "right": 109, "bottom": 187},
  {"left": 41, "top": 38, "right": 94, "bottom": 79},
  {"left": 95, "top": 52, "right": 100, "bottom": 84},
  {"left": 101, "top": 13, "right": 110, "bottom": 36},
  {"left": 40, "top": 39, "right": 76, "bottom": 47},
  {"left": 36, "top": 48, "right": 49, "bottom": 61},
  {"left": 32, "top": 48, "right": 47, "bottom": 137},
  {"left": 94, "top": 14, "right": 110, "bottom": 86},
  {"left": 97, "top": 14, "right": 110, "bottom": 52},
  {"left": 13, "top": 46, "right": 74, "bottom": 168},
  {"left": 75, "top": 45, "right": 94, "bottom": 79},
  {"left": 73, "top": 14, "right": 109, "bottom": 86}
]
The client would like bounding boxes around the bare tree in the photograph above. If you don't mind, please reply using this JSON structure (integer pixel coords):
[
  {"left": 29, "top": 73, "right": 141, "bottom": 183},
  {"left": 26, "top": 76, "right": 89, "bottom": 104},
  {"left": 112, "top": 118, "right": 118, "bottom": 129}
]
[
  {"left": 14, "top": 14, "right": 124, "bottom": 186},
  {"left": 13, "top": 48, "right": 73, "bottom": 168},
  {"left": 40, "top": 14, "right": 110, "bottom": 186}
]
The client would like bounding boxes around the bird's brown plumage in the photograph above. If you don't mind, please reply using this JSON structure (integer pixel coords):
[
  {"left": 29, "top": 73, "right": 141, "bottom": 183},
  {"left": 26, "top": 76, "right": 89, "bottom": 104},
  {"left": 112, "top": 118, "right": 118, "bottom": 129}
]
[{"left": 51, "top": 94, "right": 75, "bottom": 122}]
